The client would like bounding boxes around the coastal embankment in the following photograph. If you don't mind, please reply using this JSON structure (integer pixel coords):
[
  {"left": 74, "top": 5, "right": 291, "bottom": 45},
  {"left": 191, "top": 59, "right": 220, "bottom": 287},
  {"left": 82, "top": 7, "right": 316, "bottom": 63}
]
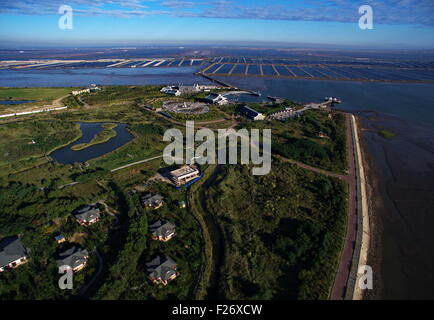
[{"left": 348, "top": 115, "right": 371, "bottom": 300}]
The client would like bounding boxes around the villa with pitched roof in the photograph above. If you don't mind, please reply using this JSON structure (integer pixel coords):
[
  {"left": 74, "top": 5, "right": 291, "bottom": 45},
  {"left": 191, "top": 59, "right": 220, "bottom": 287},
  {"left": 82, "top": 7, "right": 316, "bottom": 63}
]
[
  {"left": 146, "top": 256, "right": 178, "bottom": 285},
  {"left": 150, "top": 220, "right": 176, "bottom": 242},
  {"left": 73, "top": 205, "right": 101, "bottom": 226},
  {"left": 0, "top": 236, "right": 29, "bottom": 273},
  {"left": 141, "top": 193, "right": 164, "bottom": 209},
  {"left": 56, "top": 246, "right": 89, "bottom": 273}
]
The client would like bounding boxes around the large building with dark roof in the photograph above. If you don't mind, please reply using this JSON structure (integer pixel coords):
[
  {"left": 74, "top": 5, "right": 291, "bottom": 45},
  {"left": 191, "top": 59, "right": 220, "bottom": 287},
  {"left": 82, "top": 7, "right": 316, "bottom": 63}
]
[{"left": 239, "top": 105, "right": 265, "bottom": 121}]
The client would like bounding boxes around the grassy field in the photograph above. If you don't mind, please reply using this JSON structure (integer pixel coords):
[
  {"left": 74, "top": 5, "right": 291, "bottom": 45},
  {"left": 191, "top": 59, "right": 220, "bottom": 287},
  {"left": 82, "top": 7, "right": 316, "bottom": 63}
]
[
  {"left": 0, "top": 120, "right": 81, "bottom": 173},
  {"left": 0, "top": 87, "right": 75, "bottom": 101},
  {"left": 239, "top": 109, "right": 348, "bottom": 174}
]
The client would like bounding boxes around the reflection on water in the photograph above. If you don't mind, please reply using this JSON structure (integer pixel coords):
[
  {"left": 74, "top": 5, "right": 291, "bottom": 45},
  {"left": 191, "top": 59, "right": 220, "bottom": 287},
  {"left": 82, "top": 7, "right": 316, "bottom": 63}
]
[{"left": 50, "top": 122, "right": 133, "bottom": 164}]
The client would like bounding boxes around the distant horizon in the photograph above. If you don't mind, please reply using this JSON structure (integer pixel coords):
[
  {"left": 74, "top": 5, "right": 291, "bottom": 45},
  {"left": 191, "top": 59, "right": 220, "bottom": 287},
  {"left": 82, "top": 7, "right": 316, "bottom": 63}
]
[
  {"left": 2, "top": 42, "right": 434, "bottom": 52},
  {"left": 1, "top": 1, "right": 434, "bottom": 50}
]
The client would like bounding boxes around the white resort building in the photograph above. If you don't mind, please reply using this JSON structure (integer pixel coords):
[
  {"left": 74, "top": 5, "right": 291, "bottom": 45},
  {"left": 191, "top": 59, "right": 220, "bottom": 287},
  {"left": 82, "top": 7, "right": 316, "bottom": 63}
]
[{"left": 168, "top": 165, "right": 200, "bottom": 187}]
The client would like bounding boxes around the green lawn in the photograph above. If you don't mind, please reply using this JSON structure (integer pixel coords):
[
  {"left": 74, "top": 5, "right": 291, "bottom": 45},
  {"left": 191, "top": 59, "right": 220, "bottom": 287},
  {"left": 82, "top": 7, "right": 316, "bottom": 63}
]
[{"left": 0, "top": 87, "right": 75, "bottom": 101}]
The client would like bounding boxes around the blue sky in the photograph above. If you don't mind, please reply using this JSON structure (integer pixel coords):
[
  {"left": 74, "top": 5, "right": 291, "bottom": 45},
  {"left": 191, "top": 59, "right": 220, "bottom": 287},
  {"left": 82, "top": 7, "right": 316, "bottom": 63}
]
[{"left": 0, "top": 0, "right": 434, "bottom": 49}]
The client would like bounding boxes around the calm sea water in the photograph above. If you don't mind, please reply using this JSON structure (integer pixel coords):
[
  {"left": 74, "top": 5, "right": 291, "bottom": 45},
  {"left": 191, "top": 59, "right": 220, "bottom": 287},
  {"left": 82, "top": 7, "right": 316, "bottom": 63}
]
[
  {"left": 0, "top": 67, "right": 212, "bottom": 87},
  {"left": 214, "top": 76, "right": 434, "bottom": 127}
]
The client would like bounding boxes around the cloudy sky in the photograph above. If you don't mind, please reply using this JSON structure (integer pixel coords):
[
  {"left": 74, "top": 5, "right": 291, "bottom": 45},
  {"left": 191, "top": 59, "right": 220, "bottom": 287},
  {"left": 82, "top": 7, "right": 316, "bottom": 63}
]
[{"left": 0, "top": 0, "right": 434, "bottom": 48}]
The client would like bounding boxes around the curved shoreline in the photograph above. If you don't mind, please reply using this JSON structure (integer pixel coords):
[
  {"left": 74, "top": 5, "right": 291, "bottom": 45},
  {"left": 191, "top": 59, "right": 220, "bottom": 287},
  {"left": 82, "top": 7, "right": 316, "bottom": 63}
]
[{"left": 71, "top": 123, "right": 118, "bottom": 151}]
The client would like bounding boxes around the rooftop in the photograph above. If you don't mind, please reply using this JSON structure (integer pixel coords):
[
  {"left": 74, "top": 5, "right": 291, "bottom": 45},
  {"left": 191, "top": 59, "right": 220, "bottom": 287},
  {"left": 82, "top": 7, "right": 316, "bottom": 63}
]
[
  {"left": 170, "top": 166, "right": 199, "bottom": 179},
  {"left": 73, "top": 205, "right": 100, "bottom": 222},
  {"left": 0, "top": 236, "right": 28, "bottom": 267},
  {"left": 150, "top": 220, "right": 176, "bottom": 239},
  {"left": 56, "top": 246, "right": 89, "bottom": 270},
  {"left": 146, "top": 256, "right": 177, "bottom": 282}
]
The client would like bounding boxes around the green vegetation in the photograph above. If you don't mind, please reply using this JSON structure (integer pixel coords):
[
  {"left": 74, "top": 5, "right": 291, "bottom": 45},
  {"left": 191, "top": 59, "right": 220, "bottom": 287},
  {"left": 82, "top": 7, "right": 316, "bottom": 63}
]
[
  {"left": 168, "top": 106, "right": 228, "bottom": 121},
  {"left": 377, "top": 129, "right": 395, "bottom": 139},
  {"left": 241, "top": 110, "right": 348, "bottom": 173},
  {"left": 61, "top": 94, "right": 83, "bottom": 108},
  {"left": 203, "top": 161, "right": 348, "bottom": 300},
  {"left": 0, "top": 87, "right": 74, "bottom": 102},
  {"left": 95, "top": 182, "right": 202, "bottom": 300},
  {"left": 82, "top": 85, "right": 166, "bottom": 106},
  {"left": 0, "top": 177, "right": 115, "bottom": 299},
  {"left": 0, "top": 120, "right": 81, "bottom": 174},
  {"left": 72, "top": 123, "right": 118, "bottom": 151},
  {"left": 0, "top": 85, "right": 350, "bottom": 301}
]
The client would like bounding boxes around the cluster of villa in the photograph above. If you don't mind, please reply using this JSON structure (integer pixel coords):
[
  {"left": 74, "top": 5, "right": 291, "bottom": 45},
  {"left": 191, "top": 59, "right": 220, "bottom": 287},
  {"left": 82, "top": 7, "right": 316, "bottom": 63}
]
[
  {"left": 0, "top": 204, "right": 100, "bottom": 276},
  {"left": 51, "top": 205, "right": 102, "bottom": 273},
  {"left": 268, "top": 107, "right": 298, "bottom": 121},
  {"left": 140, "top": 192, "right": 179, "bottom": 285},
  {"left": 138, "top": 164, "right": 202, "bottom": 285},
  {"left": 1, "top": 163, "right": 201, "bottom": 286}
]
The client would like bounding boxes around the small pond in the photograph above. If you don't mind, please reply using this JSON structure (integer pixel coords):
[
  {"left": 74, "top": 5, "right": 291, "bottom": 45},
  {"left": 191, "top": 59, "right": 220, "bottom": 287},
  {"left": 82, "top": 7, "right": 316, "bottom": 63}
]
[{"left": 50, "top": 122, "right": 134, "bottom": 164}]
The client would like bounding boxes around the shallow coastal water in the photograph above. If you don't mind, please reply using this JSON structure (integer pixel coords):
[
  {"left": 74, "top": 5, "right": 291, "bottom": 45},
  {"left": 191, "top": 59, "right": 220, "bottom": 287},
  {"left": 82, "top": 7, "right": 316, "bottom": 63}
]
[
  {"left": 0, "top": 100, "right": 35, "bottom": 105},
  {"left": 50, "top": 122, "right": 133, "bottom": 164},
  {"left": 215, "top": 76, "right": 434, "bottom": 299},
  {"left": 0, "top": 67, "right": 212, "bottom": 87}
]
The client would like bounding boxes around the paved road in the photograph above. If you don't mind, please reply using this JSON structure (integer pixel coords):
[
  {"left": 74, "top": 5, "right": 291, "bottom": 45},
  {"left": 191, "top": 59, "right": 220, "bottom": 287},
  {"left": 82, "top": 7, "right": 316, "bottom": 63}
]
[
  {"left": 279, "top": 113, "right": 358, "bottom": 300},
  {"left": 330, "top": 113, "right": 358, "bottom": 300}
]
